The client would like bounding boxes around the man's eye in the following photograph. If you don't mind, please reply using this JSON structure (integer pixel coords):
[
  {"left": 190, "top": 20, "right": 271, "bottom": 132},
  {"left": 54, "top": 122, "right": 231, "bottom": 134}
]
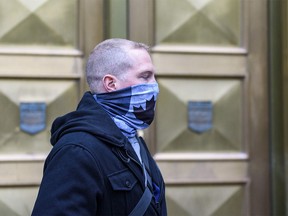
[
  {"left": 142, "top": 74, "right": 150, "bottom": 79},
  {"left": 140, "top": 72, "right": 152, "bottom": 80}
]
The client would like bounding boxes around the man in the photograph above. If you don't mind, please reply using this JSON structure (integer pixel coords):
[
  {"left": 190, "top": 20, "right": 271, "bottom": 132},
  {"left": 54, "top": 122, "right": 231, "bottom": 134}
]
[{"left": 32, "top": 38, "right": 167, "bottom": 216}]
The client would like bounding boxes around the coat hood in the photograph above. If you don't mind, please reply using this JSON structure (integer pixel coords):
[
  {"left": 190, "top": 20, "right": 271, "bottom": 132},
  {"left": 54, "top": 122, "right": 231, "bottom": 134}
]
[{"left": 50, "top": 92, "right": 127, "bottom": 147}]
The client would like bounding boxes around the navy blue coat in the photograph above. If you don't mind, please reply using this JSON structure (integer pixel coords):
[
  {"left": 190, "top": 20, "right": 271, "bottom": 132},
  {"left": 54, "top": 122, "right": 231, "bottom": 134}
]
[{"left": 32, "top": 92, "right": 167, "bottom": 216}]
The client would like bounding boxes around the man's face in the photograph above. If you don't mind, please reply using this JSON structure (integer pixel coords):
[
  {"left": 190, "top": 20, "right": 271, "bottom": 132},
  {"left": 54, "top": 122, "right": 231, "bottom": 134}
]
[{"left": 116, "top": 49, "right": 156, "bottom": 90}]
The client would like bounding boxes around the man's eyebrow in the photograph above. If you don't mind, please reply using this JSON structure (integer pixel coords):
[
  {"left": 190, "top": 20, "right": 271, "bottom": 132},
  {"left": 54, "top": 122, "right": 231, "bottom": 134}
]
[{"left": 140, "top": 71, "right": 154, "bottom": 76}]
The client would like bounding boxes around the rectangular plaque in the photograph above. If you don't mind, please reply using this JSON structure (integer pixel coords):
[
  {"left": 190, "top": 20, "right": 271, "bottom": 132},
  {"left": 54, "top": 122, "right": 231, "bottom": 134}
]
[
  {"left": 188, "top": 101, "right": 213, "bottom": 133},
  {"left": 20, "top": 102, "right": 46, "bottom": 135}
]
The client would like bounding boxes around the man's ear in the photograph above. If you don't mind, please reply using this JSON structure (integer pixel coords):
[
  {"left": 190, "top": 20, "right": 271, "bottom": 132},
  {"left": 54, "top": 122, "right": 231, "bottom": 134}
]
[{"left": 103, "top": 74, "right": 117, "bottom": 92}]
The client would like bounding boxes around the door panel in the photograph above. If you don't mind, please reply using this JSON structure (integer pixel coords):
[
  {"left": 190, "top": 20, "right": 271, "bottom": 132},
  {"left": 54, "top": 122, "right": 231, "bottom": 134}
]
[
  {"left": 157, "top": 78, "right": 243, "bottom": 152},
  {"left": 0, "top": 187, "right": 39, "bottom": 216},
  {"left": 166, "top": 185, "right": 246, "bottom": 216},
  {"left": 130, "top": 0, "right": 268, "bottom": 215},
  {"left": 0, "top": 0, "right": 78, "bottom": 47},
  {"left": 155, "top": 0, "right": 241, "bottom": 46},
  {"left": 154, "top": 0, "right": 248, "bottom": 214},
  {"left": 0, "top": 79, "right": 79, "bottom": 154},
  {"left": 0, "top": 0, "right": 102, "bottom": 215}
]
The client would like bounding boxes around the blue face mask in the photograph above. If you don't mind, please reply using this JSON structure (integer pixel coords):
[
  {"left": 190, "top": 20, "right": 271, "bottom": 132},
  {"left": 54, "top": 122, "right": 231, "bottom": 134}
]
[{"left": 94, "top": 82, "right": 159, "bottom": 138}]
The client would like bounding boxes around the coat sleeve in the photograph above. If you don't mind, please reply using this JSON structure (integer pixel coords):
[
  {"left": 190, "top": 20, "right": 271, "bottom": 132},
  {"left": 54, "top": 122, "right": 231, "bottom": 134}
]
[{"left": 32, "top": 144, "right": 104, "bottom": 216}]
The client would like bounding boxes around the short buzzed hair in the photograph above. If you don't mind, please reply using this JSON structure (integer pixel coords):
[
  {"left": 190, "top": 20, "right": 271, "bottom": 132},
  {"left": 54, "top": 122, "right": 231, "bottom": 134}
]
[{"left": 86, "top": 38, "right": 150, "bottom": 93}]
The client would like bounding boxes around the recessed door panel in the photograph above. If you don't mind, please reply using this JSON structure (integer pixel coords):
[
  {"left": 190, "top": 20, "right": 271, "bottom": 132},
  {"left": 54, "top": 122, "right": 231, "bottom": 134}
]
[
  {"left": 0, "top": 187, "right": 38, "bottom": 216},
  {"left": 0, "top": 0, "right": 78, "bottom": 47},
  {"left": 157, "top": 78, "right": 243, "bottom": 152},
  {"left": 0, "top": 79, "right": 79, "bottom": 154},
  {"left": 155, "top": 0, "right": 242, "bottom": 46},
  {"left": 166, "top": 185, "right": 245, "bottom": 216}
]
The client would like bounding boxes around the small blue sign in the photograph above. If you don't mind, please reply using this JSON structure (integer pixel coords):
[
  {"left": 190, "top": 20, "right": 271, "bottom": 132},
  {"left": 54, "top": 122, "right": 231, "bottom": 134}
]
[
  {"left": 188, "top": 101, "right": 213, "bottom": 133},
  {"left": 20, "top": 102, "right": 46, "bottom": 135}
]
